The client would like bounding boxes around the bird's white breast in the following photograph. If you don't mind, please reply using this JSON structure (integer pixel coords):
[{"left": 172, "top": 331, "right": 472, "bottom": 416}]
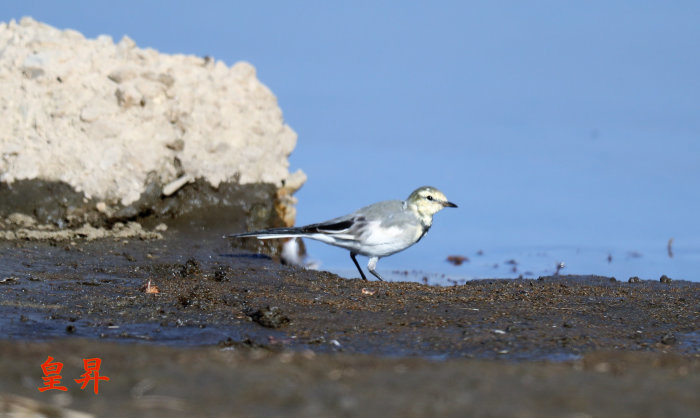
[{"left": 359, "top": 221, "right": 424, "bottom": 257}]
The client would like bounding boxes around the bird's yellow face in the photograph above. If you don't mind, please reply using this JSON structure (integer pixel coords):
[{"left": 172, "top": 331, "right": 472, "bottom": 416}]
[{"left": 407, "top": 186, "right": 457, "bottom": 219}]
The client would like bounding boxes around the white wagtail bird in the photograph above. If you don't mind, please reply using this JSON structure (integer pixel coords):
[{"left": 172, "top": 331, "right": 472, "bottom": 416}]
[{"left": 229, "top": 186, "right": 457, "bottom": 281}]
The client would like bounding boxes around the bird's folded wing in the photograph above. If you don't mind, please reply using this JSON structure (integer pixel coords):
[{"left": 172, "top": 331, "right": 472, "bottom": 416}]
[{"left": 302, "top": 217, "right": 367, "bottom": 241}]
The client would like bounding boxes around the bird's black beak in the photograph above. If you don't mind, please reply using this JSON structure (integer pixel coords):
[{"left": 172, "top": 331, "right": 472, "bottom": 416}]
[{"left": 443, "top": 201, "right": 458, "bottom": 208}]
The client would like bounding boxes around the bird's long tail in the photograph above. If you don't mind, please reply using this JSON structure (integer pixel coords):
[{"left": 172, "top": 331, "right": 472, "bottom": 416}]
[
  {"left": 228, "top": 219, "right": 356, "bottom": 241},
  {"left": 227, "top": 227, "right": 306, "bottom": 240}
]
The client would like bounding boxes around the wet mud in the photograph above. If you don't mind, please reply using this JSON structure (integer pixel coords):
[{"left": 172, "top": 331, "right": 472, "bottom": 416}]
[
  {"left": 1, "top": 229, "right": 699, "bottom": 416},
  {"left": 0, "top": 180, "right": 285, "bottom": 242}
]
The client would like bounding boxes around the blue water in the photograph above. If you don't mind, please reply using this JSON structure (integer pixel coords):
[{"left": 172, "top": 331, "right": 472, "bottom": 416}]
[
  {"left": 295, "top": 123, "right": 700, "bottom": 283},
  {"left": 315, "top": 242, "right": 699, "bottom": 285},
  {"left": 4, "top": 2, "right": 699, "bottom": 282}
]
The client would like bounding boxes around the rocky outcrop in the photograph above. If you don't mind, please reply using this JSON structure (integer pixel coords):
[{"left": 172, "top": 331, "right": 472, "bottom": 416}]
[{"left": 0, "top": 17, "right": 305, "bottom": 236}]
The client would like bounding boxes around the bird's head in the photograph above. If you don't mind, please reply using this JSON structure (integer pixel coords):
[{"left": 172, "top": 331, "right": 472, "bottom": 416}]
[{"left": 406, "top": 186, "right": 457, "bottom": 221}]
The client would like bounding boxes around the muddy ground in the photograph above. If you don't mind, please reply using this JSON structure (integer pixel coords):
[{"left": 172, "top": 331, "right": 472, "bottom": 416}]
[{"left": 1, "top": 228, "right": 699, "bottom": 416}]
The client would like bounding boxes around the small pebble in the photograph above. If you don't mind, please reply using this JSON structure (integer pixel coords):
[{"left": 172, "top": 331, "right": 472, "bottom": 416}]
[
  {"left": 446, "top": 255, "right": 469, "bottom": 266},
  {"left": 248, "top": 306, "right": 289, "bottom": 329},
  {"left": 660, "top": 332, "right": 676, "bottom": 345}
]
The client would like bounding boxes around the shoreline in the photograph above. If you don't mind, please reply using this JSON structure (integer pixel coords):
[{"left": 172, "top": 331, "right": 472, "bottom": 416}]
[{"left": 1, "top": 229, "right": 698, "bottom": 415}]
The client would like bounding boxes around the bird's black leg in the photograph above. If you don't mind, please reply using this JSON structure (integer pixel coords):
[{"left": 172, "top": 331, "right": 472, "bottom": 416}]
[{"left": 350, "top": 252, "right": 368, "bottom": 281}]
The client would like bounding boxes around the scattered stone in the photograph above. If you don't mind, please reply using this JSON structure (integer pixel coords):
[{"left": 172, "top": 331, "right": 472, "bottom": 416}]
[
  {"left": 446, "top": 255, "right": 469, "bottom": 266},
  {"left": 213, "top": 266, "right": 232, "bottom": 282},
  {"left": 80, "top": 281, "right": 101, "bottom": 286},
  {"left": 96, "top": 202, "right": 109, "bottom": 214},
  {"left": 628, "top": 276, "right": 641, "bottom": 283},
  {"left": 177, "top": 295, "right": 192, "bottom": 308},
  {"left": 217, "top": 337, "right": 263, "bottom": 349},
  {"left": 308, "top": 336, "right": 326, "bottom": 345},
  {"left": 660, "top": 332, "right": 676, "bottom": 345},
  {"left": 122, "top": 252, "right": 136, "bottom": 262},
  {"left": 248, "top": 306, "right": 290, "bottom": 329},
  {"left": 162, "top": 174, "right": 194, "bottom": 197},
  {"left": 140, "top": 280, "right": 160, "bottom": 294},
  {"left": 180, "top": 259, "right": 201, "bottom": 278}
]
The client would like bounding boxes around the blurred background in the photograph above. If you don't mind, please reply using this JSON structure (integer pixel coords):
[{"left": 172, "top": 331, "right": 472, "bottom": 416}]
[{"left": 3, "top": 1, "right": 699, "bottom": 282}]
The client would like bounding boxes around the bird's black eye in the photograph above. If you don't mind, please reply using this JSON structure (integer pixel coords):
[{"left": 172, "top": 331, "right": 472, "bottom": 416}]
[{"left": 427, "top": 195, "right": 434, "bottom": 201}]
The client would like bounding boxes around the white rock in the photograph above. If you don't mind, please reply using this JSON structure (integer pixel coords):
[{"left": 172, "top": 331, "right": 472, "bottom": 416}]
[{"left": 0, "top": 18, "right": 304, "bottom": 208}]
